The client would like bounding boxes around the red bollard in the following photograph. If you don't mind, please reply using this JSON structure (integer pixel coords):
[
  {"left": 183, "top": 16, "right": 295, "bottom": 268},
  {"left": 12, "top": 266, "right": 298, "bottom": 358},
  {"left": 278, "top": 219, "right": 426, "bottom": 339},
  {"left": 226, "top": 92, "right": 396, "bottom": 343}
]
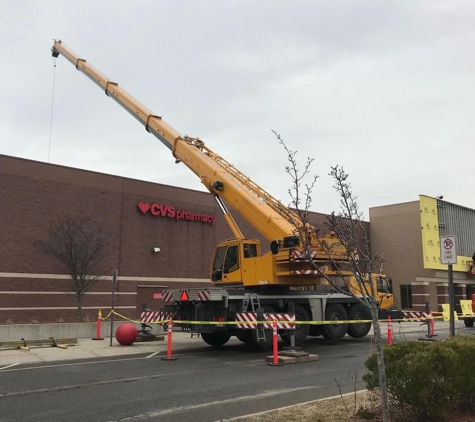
[
  {"left": 267, "top": 320, "right": 284, "bottom": 366},
  {"left": 92, "top": 308, "right": 104, "bottom": 340},
  {"left": 161, "top": 319, "right": 177, "bottom": 361},
  {"left": 430, "top": 317, "right": 435, "bottom": 337},
  {"left": 387, "top": 316, "right": 393, "bottom": 345}
]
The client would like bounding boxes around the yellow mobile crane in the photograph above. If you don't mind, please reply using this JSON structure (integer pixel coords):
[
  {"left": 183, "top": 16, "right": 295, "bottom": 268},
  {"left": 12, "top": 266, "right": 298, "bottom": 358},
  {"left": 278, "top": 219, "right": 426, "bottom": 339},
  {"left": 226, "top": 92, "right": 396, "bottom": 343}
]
[{"left": 51, "top": 40, "right": 396, "bottom": 348}]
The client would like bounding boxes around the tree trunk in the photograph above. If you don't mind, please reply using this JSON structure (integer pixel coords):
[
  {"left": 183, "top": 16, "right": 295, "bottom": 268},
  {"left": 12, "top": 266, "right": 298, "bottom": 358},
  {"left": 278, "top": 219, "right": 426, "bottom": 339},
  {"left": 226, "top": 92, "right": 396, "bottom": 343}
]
[
  {"left": 371, "top": 307, "right": 390, "bottom": 422},
  {"left": 77, "top": 297, "right": 83, "bottom": 321}
]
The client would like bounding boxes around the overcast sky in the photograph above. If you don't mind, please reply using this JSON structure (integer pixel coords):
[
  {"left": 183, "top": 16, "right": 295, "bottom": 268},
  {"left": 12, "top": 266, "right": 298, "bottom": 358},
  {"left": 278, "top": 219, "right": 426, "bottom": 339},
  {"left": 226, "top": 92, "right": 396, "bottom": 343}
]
[{"left": 1, "top": 0, "right": 474, "bottom": 217}]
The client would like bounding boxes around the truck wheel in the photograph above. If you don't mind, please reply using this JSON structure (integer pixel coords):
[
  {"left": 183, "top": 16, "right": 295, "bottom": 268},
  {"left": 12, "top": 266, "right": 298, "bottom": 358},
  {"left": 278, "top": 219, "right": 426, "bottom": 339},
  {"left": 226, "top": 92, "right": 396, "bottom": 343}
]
[
  {"left": 347, "top": 303, "right": 372, "bottom": 338},
  {"left": 464, "top": 318, "right": 474, "bottom": 328},
  {"left": 309, "top": 324, "right": 325, "bottom": 337},
  {"left": 323, "top": 304, "right": 349, "bottom": 340},
  {"left": 280, "top": 304, "right": 310, "bottom": 345},
  {"left": 235, "top": 331, "right": 248, "bottom": 343},
  {"left": 236, "top": 330, "right": 261, "bottom": 347},
  {"left": 250, "top": 327, "right": 273, "bottom": 349},
  {"left": 201, "top": 332, "right": 231, "bottom": 347}
]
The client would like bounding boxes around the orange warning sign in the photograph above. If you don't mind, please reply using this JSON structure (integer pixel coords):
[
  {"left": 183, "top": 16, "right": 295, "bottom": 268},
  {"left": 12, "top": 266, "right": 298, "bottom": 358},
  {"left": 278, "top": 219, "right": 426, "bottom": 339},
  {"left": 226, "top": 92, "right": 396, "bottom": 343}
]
[{"left": 180, "top": 290, "right": 189, "bottom": 301}]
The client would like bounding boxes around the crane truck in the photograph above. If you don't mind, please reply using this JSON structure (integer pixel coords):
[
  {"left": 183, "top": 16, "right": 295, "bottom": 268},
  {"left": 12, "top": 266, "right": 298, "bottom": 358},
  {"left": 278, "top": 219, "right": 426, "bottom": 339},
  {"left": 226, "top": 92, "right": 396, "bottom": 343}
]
[{"left": 51, "top": 40, "right": 398, "bottom": 348}]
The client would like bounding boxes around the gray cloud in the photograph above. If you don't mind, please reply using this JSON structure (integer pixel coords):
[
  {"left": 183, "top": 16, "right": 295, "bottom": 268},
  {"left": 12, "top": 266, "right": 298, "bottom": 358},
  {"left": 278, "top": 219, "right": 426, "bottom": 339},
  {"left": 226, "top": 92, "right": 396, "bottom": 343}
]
[{"left": 1, "top": 0, "right": 474, "bottom": 217}]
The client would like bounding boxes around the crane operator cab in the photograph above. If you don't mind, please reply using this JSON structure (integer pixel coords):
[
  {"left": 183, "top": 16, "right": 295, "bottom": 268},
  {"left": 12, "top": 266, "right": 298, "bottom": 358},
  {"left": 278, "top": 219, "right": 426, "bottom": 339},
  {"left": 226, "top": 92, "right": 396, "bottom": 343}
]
[
  {"left": 211, "top": 239, "right": 260, "bottom": 285},
  {"left": 376, "top": 275, "right": 394, "bottom": 309}
]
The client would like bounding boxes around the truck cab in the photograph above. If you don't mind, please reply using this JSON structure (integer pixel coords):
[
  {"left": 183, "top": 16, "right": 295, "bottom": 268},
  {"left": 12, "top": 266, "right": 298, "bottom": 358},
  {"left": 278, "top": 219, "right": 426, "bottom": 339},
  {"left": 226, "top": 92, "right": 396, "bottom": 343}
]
[
  {"left": 346, "top": 274, "right": 394, "bottom": 310},
  {"left": 376, "top": 275, "right": 394, "bottom": 309},
  {"left": 211, "top": 239, "right": 261, "bottom": 285}
]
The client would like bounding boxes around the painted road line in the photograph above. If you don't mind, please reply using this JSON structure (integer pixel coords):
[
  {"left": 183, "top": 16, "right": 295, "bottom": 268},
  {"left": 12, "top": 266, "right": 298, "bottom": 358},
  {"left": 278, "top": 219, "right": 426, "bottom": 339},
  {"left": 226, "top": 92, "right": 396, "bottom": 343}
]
[
  {"left": 0, "top": 363, "right": 20, "bottom": 371},
  {"left": 0, "top": 361, "right": 257, "bottom": 398},
  {"left": 121, "top": 387, "right": 319, "bottom": 419},
  {"left": 146, "top": 352, "right": 159, "bottom": 359},
  {"left": 1, "top": 348, "right": 241, "bottom": 372}
]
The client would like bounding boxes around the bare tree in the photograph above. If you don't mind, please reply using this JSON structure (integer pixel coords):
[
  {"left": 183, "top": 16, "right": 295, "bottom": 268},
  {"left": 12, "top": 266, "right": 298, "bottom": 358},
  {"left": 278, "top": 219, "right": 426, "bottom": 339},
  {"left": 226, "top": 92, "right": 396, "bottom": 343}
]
[
  {"left": 34, "top": 214, "right": 114, "bottom": 320},
  {"left": 275, "top": 131, "right": 390, "bottom": 422}
]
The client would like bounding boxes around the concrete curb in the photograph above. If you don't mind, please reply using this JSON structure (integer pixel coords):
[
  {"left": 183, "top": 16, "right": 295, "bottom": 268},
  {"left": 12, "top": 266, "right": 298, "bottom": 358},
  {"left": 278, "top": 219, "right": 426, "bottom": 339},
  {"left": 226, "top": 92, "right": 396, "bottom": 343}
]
[
  {"left": 219, "top": 390, "right": 366, "bottom": 421},
  {"left": 0, "top": 321, "right": 164, "bottom": 341}
]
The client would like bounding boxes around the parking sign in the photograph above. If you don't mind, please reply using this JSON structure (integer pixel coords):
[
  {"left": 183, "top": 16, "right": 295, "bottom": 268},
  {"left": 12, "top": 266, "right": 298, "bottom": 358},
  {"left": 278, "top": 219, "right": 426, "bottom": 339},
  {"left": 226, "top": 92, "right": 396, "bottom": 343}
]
[{"left": 440, "top": 236, "right": 457, "bottom": 265}]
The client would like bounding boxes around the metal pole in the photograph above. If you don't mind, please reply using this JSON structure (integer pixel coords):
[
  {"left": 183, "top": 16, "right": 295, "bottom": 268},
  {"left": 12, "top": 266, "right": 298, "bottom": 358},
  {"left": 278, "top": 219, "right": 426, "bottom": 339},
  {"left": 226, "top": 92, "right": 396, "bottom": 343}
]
[
  {"left": 110, "top": 269, "right": 118, "bottom": 346},
  {"left": 288, "top": 302, "right": 296, "bottom": 348},
  {"left": 448, "top": 264, "right": 455, "bottom": 337}
]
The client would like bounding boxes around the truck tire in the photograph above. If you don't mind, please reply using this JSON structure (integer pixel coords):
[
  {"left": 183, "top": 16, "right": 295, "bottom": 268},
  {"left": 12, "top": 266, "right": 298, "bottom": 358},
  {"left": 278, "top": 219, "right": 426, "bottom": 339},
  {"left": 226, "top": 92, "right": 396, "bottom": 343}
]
[
  {"left": 236, "top": 330, "right": 259, "bottom": 345},
  {"left": 241, "top": 330, "right": 257, "bottom": 345},
  {"left": 464, "top": 318, "right": 474, "bottom": 328},
  {"left": 235, "top": 331, "right": 248, "bottom": 343},
  {"left": 280, "top": 304, "right": 310, "bottom": 345},
  {"left": 201, "top": 332, "right": 231, "bottom": 347},
  {"left": 236, "top": 330, "right": 267, "bottom": 349},
  {"left": 250, "top": 327, "right": 273, "bottom": 349},
  {"left": 309, "top": 324, "right": 325, "bottom": 337},
  {"left": 323, "top": 304, "right": 349, "bottom": 340},
  {"left": 347, "top": 303, "right": 372, "bottom": 338}
]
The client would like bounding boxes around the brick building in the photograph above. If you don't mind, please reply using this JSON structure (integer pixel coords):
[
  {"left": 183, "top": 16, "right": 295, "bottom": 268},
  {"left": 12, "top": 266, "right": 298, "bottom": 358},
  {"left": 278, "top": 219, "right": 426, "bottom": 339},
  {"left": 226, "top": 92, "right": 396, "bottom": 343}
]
[
  {"left": 3, "top": 153, "right": 474, "bottom": 324},
  {"left": 0, "top": 154, "right": 330, "bottom": 324},
  {"left": 370, "top": 196, "right": 475, "bottom": 313}
]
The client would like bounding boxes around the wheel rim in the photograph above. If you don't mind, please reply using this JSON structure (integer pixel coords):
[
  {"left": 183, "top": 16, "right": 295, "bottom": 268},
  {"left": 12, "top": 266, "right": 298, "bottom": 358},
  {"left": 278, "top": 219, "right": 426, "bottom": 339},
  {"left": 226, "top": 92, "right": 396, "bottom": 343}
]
[
  {"left": 353, "top": 311, "right": 365, "bottom": 329},
  {"left": 324, "top": 305, "right": 349, "bottom": 340}
]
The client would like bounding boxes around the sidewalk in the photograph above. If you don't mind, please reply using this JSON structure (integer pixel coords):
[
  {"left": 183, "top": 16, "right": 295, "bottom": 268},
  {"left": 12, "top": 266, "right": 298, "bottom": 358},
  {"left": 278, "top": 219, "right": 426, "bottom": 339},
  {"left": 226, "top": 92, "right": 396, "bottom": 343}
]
[{"left": 0, "top": 332, "right": 211, "bottom": 367}]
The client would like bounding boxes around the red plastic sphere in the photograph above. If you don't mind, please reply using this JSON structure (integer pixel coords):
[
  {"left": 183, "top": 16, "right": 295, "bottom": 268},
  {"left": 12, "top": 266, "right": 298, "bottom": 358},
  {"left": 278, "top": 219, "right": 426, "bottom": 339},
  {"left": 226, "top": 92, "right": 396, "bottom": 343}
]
[{"left": 115, "top": 323, "right": 138, "bottom": 345}]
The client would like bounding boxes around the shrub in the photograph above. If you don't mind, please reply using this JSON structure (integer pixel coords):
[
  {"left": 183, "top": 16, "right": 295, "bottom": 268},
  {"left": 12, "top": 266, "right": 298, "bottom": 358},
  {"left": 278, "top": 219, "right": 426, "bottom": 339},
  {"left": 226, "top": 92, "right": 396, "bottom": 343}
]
[
  {"left": 355, "top": 406, "right": 377, "bottom": 420},
  {"left": 440, "top": 336, "right": 475, "bottom": 411},
  {"left": 363, "top": 341, "right": 461, "bottom": 420}
]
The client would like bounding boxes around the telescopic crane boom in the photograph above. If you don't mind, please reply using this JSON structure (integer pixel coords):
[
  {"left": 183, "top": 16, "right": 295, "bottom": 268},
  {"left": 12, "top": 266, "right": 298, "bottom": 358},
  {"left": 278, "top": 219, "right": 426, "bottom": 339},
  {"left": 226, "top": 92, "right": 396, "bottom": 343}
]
[
  {"left": 52, "top": 40, "right": 309, "bottom": 244},
  {"left": 51, "top": 40, "right": 346, "bottom": 288}
]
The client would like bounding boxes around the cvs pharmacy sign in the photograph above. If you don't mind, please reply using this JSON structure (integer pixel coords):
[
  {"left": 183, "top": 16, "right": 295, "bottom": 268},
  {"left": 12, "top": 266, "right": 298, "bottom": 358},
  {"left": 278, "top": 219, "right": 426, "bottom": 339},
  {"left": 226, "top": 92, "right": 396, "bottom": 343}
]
[{"left": 138, "top": 202, "right": 216, "bottom": 225}]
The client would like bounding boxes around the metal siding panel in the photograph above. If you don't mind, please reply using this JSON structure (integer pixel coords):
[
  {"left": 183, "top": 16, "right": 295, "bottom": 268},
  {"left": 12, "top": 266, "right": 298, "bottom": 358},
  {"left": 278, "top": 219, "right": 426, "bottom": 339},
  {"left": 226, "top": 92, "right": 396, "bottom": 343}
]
[{"left": 437, "top": 200, "right": 475, "bottom": 256}]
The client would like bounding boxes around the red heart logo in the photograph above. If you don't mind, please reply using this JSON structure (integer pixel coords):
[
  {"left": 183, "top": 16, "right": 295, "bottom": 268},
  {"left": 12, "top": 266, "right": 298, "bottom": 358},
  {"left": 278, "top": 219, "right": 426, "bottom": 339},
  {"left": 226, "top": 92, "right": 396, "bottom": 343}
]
[{"left": 138, "top": 202, "right": 151, "bottom": 214}]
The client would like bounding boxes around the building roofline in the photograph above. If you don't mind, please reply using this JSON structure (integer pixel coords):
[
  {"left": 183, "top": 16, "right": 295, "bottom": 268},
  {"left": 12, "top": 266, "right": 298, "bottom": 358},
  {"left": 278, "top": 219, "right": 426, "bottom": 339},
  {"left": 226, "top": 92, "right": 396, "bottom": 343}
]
[
  {"left": 0, "top": 154, "right": 368, "bottom": 220},
  {"left": 0, "top": 153, "right": 210, "bottom": 196},
  {"left": 420, "top": 194, "right": 475, "bottom": 213},
  {"left": 369, "top": 199, "right": 419, "bottom": 210}
]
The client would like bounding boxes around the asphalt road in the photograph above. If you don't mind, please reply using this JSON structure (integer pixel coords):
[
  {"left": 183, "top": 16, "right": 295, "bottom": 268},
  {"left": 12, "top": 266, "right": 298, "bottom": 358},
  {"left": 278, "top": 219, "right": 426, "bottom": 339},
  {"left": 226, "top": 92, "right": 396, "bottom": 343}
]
[{"left": 0, "top": 324, "right": 453, "bottom": 422}]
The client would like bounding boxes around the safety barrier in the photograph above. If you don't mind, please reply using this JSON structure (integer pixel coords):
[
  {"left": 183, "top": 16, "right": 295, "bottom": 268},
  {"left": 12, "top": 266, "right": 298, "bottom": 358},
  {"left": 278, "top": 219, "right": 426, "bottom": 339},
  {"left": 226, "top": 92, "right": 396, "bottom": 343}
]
[
  {"left": 140, "top": 311, "right": 177, "bottom": 323},
  {"left": 402, "top": 311, "right": 431, "bottom": 321},
  {"left": 92, "top": 304, "right": 475, "bottom": 359},
  {"left": 0, "top": 337, "right": 77, "bottom": 351},
  {"left": 235, "top": 312, "right": 295, "bottom": 329},
  {"left": 460, "top": 300, "right": 474, "bottom": 319},
  {"left": 441, "top": 304, "right": 459, "bottom": 321},
  {"left": 97, "top": 309, "right": 475, "bottom": 354},
  {"left": 99, "top": 309, "right": 448, "bottom": 326}
]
